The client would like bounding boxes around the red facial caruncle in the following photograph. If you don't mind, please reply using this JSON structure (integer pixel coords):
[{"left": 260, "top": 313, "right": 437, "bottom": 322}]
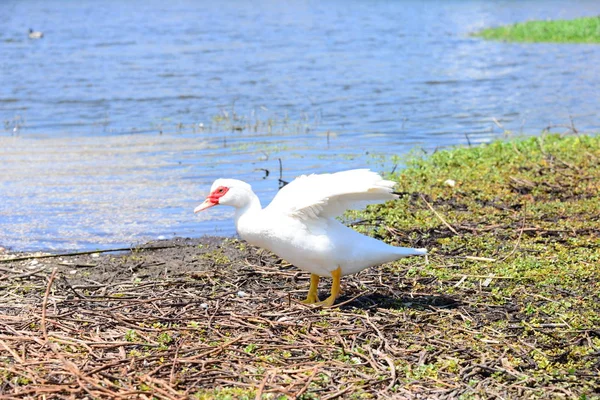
[{"left": 194, "top": 186, "right": 229, "bottom": 213}]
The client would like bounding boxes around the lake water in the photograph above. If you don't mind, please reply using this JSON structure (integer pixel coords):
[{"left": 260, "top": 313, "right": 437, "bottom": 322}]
[{"left": 1, "top": 0, "right": 599, "bottom": 251}]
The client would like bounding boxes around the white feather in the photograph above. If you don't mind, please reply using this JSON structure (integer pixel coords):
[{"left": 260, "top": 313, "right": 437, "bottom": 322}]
[
  {"left": 196, "top": 169, "right": 427, "bottom": 279},
  {"left": 266, "top": 169, "right": 398, "bottom": 220}
]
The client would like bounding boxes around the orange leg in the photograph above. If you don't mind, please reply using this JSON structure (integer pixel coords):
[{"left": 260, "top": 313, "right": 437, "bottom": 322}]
[
  {"left": 314, "top": 266, "right": 341, "bottom": 307},
  {"left": 301, "top": 273, "right": 321, "bottom": 304}
]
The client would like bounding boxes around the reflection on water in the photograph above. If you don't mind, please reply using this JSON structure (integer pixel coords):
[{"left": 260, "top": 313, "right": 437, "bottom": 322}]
[
  {"left": 0, "top": 126, "right": 417, "bottom": 250},
  {"left": 1, "top": 0, "right": 599, "bottom": 251}
]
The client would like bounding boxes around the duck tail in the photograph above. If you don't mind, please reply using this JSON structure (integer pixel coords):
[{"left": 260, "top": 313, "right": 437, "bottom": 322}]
[{"left": 394, "top": 246, "right": 427, "bottom": 257}]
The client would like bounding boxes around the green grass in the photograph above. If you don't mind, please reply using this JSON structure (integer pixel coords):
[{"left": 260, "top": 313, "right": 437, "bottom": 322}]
[
  {"left": 474, "top": 16, "right": 600, "bottom": 43},
  {"left": 360, "top": 134, "right": 600, "bottom": 300},
  {"left": 346, "top": 133, "right": 600, "bottom": 395},
  {"left": 349, "top": 134, "right": 600, "bottom": 391}
]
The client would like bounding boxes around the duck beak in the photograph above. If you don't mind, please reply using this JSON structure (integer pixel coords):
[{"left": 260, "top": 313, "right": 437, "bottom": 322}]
[{"left": 194, "top": 198, "right": 217, "bottom": 213}]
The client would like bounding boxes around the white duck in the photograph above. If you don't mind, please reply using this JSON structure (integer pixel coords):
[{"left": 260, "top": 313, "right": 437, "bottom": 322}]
[
  {"left": 28, "top": 29, "right": 44, "bottom": 39},
  {"left": 194, "top": 169, "right": 427, "bottom": 306}
]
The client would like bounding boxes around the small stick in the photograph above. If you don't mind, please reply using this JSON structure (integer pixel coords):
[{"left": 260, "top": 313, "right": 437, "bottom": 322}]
[
  {"left": 420, "top": 194, "right": 459, "bottom": 235},
  {"left": 1, "top": 267, "right": 47, "bottom": 280},
  {"left": 452, "top": 274, "right": 517, "bottom": 279},
  {"left": 0, "top": 245, "right": 178, "bottom": 263},
  {"left": 569, "top": 115, "right": 579, "bottom": 135},
  {"left": 41, "top": 268, "right": 58, "bottom": 341},
  {"left": 322, "top": 385, "right": 354, "bottom": 400},
  {"left": 381, "top": 351, "right": 397, "bottom": 391},
  {"left": 465, "top": 256, "right": 496, "bottom": 262},
  {"left": 326, "top": 291, "right": 371, "bottom": 309},
  {"left": 0, "top": 339, "right": 24, "bottom": 363},
  {"left": 492, "top": 117, "right": 504, "bottom": 130},
  {"left": 255, "top": 371, "right": 271, "bottom": 400},
  {"left": 291, "top": 365, "right": 319, "bottom": 398},
  {"left": 498, "top": 214, "right": 526, "bottom": 262},
  {"left": 169, "top": 339, "right": 183, "bottom": 386},
  {"left": 278, "top": 158, "right": 289, "bottom": 188}
]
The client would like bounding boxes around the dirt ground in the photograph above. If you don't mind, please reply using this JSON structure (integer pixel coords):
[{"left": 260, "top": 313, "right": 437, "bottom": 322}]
[{"left": 1, "top": 232, "right": 597, "bottom": 399}]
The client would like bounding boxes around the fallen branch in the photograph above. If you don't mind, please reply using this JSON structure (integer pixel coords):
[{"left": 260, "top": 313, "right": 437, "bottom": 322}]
[{"left": 0, "top": 245, "right": 180, "bottom": 263}]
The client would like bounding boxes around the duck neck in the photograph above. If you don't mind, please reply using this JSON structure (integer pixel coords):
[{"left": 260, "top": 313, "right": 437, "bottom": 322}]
[{"left": 234, "top": 192, "right": 262, "bottom": 226}]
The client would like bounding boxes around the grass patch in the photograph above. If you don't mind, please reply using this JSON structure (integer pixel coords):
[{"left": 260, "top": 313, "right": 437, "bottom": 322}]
[
  {"left": 349, "top": 133, "right": 600, "bottom": 396},
  {"left": 473, "top": 16, "right": 600, "bottom": 43},
  {"left": 356, "top": 134, "right": 600, "bottom": 303}
]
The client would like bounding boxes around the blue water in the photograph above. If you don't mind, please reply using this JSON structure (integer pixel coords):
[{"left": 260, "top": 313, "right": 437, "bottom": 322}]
[{"left": 1, "top": 0, "right": 599, "bottom": 251}]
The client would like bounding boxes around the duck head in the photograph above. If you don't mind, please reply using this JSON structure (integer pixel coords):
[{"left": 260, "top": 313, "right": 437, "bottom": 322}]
[{"left": 194, "top": 178, "right": 255, "bottom": 212}]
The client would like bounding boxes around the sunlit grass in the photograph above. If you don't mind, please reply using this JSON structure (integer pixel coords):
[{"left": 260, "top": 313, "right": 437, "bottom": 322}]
[
  {"left": 474, "top": 16, "right": 600, "bottom": 43},
  {"left": 347, "top": 133, "right": 600, "bottom": 392}
]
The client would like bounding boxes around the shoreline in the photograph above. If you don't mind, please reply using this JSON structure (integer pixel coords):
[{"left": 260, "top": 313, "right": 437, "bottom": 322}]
[
  {"left": 2, "top": 133, "right": 598, "bottom": 398},
  {"left": 0, "top": 236, "right": 234, "bottom": 261}
]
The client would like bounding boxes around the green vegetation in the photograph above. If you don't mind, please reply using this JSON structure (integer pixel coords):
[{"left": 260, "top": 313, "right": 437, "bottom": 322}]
[
  {"left": 349, "top": 133, "right": 600, "bottom": 395},
  {"left": 359, "top": 134, "right": 600, "bottom": 310},
  {"left": 474, "top": 16, "right": 600, "bottom": 43},
  {"left": 192, "top": 388, "right": 257, "bottom": 400},
  {"left": 151, "top": 107, "right": 321, "bottom": 136}
]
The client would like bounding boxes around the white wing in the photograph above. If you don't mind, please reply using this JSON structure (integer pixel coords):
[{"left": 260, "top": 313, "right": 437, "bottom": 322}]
[{"left": 265, "top": 169, "right": 398, "bottom": 221}]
